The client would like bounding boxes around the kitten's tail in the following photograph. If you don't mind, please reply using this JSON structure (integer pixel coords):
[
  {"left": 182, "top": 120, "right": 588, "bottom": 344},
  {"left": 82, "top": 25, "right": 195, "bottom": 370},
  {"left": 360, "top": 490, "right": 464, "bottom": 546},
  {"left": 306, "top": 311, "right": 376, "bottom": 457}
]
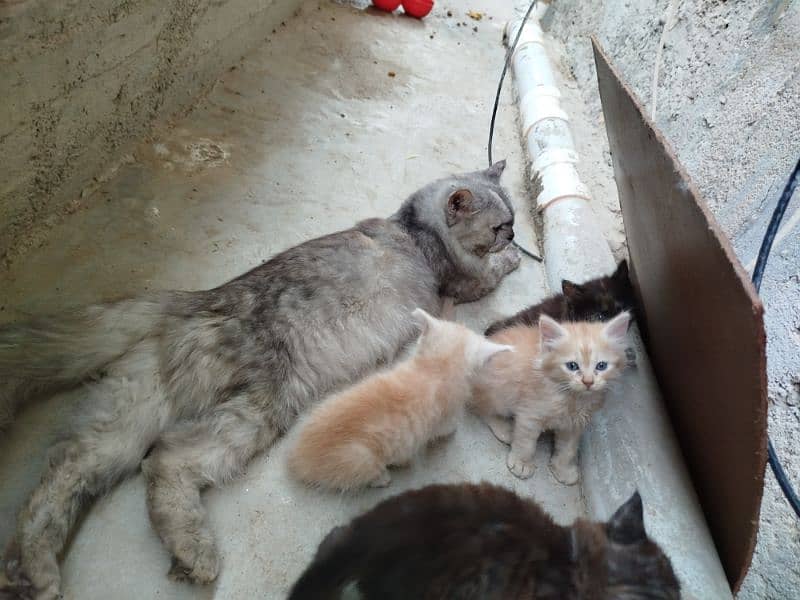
[
  {"left": 0, "top": 294, "right": 168, "bottom": 429},
  {"left": 288, "top": 524, "right": 366, "bottom": 600},
  {"left": 287, "top": 431, "right": 385, "bottom": 491}
]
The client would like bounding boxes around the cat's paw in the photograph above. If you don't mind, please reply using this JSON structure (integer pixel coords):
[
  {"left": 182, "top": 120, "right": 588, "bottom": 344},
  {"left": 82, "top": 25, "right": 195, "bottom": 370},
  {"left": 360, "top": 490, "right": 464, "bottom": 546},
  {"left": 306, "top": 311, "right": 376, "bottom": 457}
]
[
  {"left": 499, "top": 244, "right": 522, "bottom": 274},
  {"left": 369, "top": 470, "right": 392, "bottom": 488},
  {"left": 168, "top": 543, "right": 220, "bottom": 585},
  {"left": 550, "top": 462, "right": 580, "bottom": 486},
  {"left": 2, "top": 544, "right": 59, "bottom": 600},
  {"left": 507, "top": 453, "right": 535, "bottom": 479},
  {"left": 0, "top": 567, "right": 36, "bottom": 600},
  {"left": 0, "top": 579, "right": 36, "bottom": 600}
]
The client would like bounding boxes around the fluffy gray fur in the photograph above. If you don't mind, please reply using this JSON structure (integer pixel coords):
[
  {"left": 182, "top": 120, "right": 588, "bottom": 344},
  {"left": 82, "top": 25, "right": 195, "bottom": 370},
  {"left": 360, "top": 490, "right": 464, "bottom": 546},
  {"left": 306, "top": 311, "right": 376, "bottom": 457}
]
[{"left": 0, "top": 162, "right": 519, "bottom": 599}]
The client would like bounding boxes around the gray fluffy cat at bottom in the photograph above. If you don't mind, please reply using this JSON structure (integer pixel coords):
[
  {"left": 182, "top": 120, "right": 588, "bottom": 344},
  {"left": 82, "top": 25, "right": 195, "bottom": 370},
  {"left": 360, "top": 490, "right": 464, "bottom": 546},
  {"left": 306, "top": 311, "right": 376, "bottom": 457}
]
[{"left": 0, "top": 161, "right": 520, "bottom": 600}]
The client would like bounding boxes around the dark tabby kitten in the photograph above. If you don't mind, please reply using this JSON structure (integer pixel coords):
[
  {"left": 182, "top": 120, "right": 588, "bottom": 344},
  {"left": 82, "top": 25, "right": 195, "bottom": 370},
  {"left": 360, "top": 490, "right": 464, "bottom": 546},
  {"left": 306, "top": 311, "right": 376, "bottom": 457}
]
[
  {"left": 288, "top": 482, "right": 680, "bottom": 600},
  {"left": 485, "top": 260, "right": 634, "bottom": 337}
]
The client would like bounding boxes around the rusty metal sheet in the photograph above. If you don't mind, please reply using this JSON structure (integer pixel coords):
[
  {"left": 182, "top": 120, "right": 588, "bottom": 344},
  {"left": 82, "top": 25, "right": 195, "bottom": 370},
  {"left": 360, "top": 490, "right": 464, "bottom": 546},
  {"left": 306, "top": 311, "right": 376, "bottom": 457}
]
[{"left": 592, "top": 39, "right": 767, "bottom": 592}]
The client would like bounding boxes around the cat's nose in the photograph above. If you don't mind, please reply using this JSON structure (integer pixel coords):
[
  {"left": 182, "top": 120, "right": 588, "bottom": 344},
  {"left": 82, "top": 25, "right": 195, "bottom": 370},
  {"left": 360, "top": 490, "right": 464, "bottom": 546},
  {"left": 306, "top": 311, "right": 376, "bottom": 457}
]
[
  {"left": 508, "top": 230, "right": 515, "bottom": 241},
  {"left": 582, "top": 376, "right": 594, "bottom": 388}
]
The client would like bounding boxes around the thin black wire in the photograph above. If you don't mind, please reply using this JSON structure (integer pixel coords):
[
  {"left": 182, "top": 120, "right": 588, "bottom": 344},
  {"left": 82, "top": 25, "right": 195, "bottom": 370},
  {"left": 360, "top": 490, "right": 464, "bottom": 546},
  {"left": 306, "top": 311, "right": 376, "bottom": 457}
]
[
  {"left": 752, "top": 156, "right": 800, "bottom": 519},
  {"left": 488, "top": 0, "right": 538, "bottom": 167},
  {"left": 489, "top": 0, "right": 542, "bottom": 263}
]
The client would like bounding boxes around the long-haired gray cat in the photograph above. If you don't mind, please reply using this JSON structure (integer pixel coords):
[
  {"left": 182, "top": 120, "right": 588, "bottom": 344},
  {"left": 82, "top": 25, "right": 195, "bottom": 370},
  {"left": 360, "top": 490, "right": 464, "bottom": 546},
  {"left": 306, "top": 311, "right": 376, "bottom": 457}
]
[{"left": 0, "top": 162, "right": 519, "bottom": 599}]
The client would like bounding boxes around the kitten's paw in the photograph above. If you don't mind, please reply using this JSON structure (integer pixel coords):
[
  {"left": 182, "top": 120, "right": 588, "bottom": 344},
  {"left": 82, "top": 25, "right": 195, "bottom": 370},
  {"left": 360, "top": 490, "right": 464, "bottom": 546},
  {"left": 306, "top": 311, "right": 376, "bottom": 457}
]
[
  {"left": 550, "top": 462, "right": 580, "bottom": 486},
  {"left": 507, "top": 453, "right": 535, "bottom": 479},
  {"left": 168, "top": 543, "right": 220, "bottom": 585},
  {"left": 369, "top": 470, "right": 392, "bottom": 488}
]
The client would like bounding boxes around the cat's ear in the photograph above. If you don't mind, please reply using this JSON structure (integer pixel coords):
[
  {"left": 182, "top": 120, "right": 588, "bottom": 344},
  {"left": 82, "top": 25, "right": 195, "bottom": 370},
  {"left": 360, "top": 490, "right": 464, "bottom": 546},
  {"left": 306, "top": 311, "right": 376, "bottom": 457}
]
[
  {"left": 561, "top": 279, "right": 583, "bottom": 297},
  {"left": 613, "top": 260, "right": 629, "bottom": 282},
  {"left": 446, "top": 189, "right": 477, "bottom": 226},
  {"left": 539, "top": 315, "right": 568, "bottom": 350},
  {"left": 485, "top": 159, "right": 507, "bottom": 182},
  {"left": 603, "top": 311, "right": 631, "bottom": 344},
  {"left": 607, "top": 491, "right": 646, "bottom": 545},
  {"left": 412, "top": 308, "right": 438, "bottom": 334},
  {"left": 476, "top": 339, "right": 513, "bottom": 365}
]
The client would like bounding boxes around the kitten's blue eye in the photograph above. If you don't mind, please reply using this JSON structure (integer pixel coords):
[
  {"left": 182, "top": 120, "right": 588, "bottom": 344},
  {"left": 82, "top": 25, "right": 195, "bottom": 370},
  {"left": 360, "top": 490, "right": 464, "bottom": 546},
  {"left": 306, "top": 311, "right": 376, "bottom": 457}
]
[
  {"left": 565, "top": 361, "right": 580, "bottom": 372},
  {"left": 596, "top": 361, "right": 608, "bottom": 371}
]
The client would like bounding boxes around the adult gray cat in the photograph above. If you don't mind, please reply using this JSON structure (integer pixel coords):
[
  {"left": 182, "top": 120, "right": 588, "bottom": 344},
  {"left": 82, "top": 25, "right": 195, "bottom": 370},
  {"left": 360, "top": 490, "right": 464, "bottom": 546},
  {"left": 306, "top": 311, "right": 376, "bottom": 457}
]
[{"left": 0, "top": 161, "right": 520, "bottom": 599}]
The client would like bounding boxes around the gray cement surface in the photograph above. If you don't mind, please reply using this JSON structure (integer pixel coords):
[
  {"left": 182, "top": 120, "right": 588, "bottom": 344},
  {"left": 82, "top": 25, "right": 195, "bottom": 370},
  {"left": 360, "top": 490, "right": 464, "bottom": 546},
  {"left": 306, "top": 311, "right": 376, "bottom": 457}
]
[
  {"left": 544, "top": 1, "right": 800, "bottom": 597},
  {"left": 0, "top": 2, "right": 589, "bottom": 598},
  {"left": 0, "top": 0, "right": 306, "bottom": 268}
]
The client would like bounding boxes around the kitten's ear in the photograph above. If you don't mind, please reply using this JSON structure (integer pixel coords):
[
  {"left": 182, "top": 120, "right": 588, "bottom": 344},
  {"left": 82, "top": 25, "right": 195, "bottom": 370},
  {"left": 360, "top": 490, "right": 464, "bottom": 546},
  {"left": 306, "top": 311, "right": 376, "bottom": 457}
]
[
  {"left": 539, "top": 315, "right": 568, "bottom": 350},
  {"left": 607, "top": 491, "right": 646, "bottom": 545},
  {"left": 561, "top": 280, "right": 583, "bottom": 297},
  {"left": 412, "top": 308, "right": 438, "bottom": 334},
  {"left": 446, "top": 189, "right": 476, "bottom": 226},
  {"left": 485, "top": 159, "right": 506, "bottom": 182},
  {"left": 476, "top": 339, "right": 513, "bottom": 365},
  {"left": 613, "top": 260, "right": 629, "bottom": 282},
  {"left": 603, "top": 311, "right": 631, "bottom": 344}
]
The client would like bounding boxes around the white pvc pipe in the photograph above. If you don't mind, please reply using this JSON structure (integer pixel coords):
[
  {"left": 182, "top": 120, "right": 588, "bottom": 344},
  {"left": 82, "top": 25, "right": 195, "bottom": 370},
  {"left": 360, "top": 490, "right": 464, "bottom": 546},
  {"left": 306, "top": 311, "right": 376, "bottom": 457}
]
[
  {"left": 507, "top": 5, "right": 732, "bottom": 598},
  {"left": 506, "top": 15, "right": 616, "bottom": 291}
]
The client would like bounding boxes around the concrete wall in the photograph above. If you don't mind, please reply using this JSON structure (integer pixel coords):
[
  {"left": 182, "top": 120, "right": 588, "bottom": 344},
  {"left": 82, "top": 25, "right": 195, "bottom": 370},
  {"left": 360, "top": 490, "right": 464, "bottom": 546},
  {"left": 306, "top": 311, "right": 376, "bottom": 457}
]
[
  {"left": 0, "top": 0, "right": 304, "bottom": 267},
  {"left": 543, "top": 2, "right": 800, "bottom": 598}
]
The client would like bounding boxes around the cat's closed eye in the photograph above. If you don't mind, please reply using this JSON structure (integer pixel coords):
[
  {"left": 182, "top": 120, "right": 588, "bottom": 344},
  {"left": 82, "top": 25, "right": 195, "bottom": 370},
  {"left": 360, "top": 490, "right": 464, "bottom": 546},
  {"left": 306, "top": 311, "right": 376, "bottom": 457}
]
[
  {"left": 595, "top": 361, "right": 608, "bottom": 371},
  {"left": 565, "top": 361, "right": 579, "bottom": 372}
]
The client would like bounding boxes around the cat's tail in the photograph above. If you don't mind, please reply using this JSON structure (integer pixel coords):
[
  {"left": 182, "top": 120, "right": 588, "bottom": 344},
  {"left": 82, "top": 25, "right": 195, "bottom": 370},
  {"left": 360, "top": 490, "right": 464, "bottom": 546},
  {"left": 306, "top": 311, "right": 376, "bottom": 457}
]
[
  {"left": 288, "top": 524, "right": 367, "bottom": 600},
  {"left": 287, "top": 426, "right": 386, "bottom": 491},
  {"left": 0, "top": 294, "right": 168, "bottom": 429}
]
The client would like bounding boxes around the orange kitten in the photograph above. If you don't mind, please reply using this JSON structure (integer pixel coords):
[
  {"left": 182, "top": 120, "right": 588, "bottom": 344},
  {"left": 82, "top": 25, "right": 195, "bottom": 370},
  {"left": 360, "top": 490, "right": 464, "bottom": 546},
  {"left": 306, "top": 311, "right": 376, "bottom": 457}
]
[
  {"left": 287, "top": 308, "right": 512, "bottom": 491},
  {"left": 471, "top": 312, "right": 630, "bottom": 484}
]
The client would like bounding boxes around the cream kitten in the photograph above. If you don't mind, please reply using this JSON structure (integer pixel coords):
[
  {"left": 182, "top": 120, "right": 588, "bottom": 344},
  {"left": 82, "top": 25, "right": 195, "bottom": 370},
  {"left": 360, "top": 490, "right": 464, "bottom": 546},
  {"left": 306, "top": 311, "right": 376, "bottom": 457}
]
[
  {"left": 287, "top": 308, "right": 512, "bottom": 491},
  {"left": 471, "top": 312, "right": 631, "bottom": 484}
]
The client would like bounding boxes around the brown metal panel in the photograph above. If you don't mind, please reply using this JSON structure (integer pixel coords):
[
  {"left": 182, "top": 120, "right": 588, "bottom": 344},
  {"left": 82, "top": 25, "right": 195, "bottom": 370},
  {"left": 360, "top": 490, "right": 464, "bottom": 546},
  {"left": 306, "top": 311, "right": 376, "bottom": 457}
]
[{"left": 592, "top": 39, "right": 767, "bottom": 592}]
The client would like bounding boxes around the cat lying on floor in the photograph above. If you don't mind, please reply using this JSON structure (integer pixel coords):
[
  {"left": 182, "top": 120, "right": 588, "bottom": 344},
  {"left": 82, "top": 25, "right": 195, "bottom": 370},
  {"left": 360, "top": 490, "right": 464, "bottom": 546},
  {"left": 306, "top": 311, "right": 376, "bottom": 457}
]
[
  {"left": 288, "top": 482, "right": 680, "bottom": 600},
  {"left": 0, "top": 162, "right": 520, "bottom": 599}
]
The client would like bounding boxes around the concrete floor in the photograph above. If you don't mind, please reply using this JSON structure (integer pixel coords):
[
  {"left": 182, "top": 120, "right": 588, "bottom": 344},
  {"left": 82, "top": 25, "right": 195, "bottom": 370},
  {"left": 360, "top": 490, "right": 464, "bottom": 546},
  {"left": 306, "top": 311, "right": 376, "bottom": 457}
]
[{"left": 0, "top": 2, "right": 590, "bottom": 598}]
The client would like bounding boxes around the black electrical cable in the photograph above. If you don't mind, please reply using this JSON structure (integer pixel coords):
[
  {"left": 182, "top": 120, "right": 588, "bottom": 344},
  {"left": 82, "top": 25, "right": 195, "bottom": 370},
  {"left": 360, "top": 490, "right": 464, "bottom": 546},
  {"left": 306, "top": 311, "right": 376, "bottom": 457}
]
[
  {"left": 752, "top": 156, "right": 800, "bottom": 519},
  {"left": 489, "top": 0, "right": 542, "bottom": 263},
  {"left": 488, "top": 0, "right": 538, "bottom": 168}
]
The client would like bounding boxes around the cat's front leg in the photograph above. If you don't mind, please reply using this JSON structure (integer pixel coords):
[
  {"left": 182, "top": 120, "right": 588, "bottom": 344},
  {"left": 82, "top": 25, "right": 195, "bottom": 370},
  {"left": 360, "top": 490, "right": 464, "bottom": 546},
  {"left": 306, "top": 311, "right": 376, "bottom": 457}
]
[
  {"left": 550, "top": 426, "right": 583, "bottom": 485},
  {"left": 507, "top": 417, "right": 541, "bottom": 479},
  {"left": 445, "top": 245, "right": 522, "bottom": 303}
]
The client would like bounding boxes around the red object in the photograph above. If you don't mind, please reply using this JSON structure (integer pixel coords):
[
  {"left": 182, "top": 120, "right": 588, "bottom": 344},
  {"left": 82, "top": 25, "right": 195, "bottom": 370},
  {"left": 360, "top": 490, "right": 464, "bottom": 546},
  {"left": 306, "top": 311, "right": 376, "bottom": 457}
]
[
  {"left": 402, "top": 0, "right": 434, "bottom": 19},
  {"left": 372, "top": 0, "right": 402, "bottom": 11}
]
